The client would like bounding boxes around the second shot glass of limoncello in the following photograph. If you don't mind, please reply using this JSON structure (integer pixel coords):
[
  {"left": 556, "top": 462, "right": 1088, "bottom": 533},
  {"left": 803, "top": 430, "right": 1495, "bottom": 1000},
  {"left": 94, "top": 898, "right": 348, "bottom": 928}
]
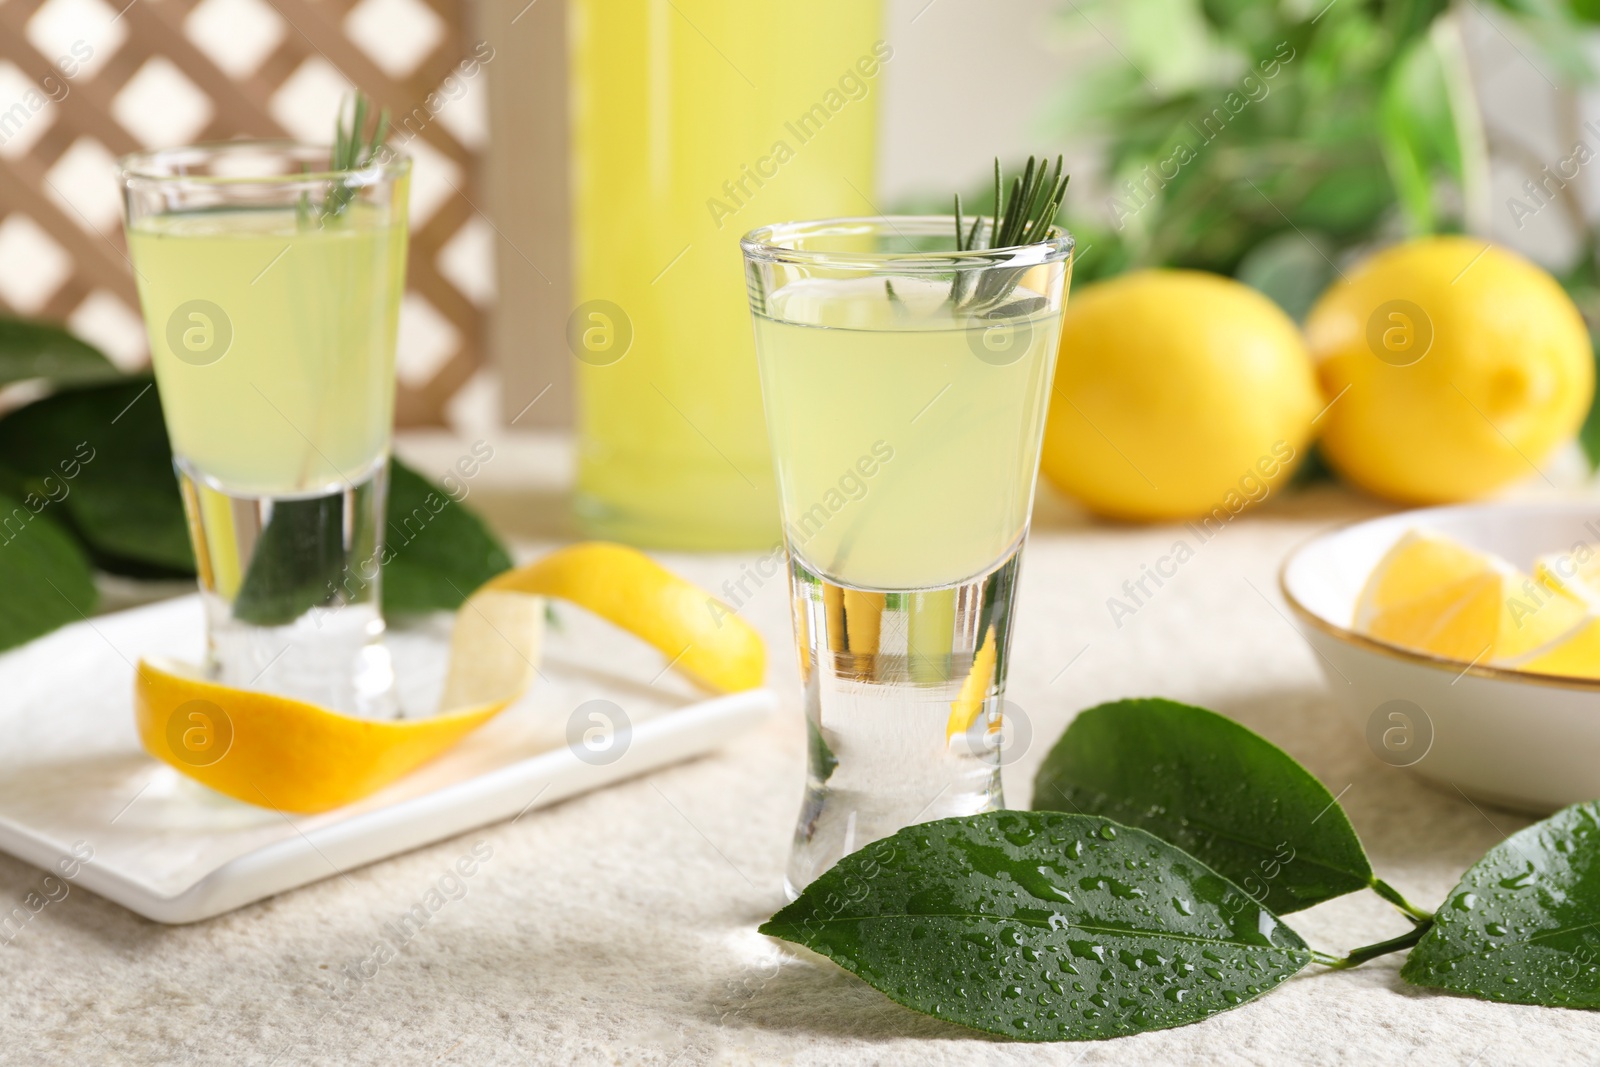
[
  {"left": 742, "top": 213, "right": 1073, "bottom": 895},
  {"left": 120, "top": 140, "right": 409, "bottom": 717}
]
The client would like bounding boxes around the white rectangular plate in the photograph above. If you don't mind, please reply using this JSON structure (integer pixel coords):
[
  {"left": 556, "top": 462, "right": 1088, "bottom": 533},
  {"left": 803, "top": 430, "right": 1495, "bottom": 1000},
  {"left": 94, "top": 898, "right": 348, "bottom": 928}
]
[{"left": 0, "top": 595, "right": 774, "bottom": 923}]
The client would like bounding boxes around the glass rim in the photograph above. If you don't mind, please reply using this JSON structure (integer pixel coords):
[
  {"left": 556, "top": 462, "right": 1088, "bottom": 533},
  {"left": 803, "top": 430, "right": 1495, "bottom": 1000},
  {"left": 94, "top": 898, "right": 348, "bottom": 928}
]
[
  {"left": 117, "top": 138, "right": 412, "bottom": 189},
  {"left": 740, "top": 215, "right": 1073, "bottom": 271}
]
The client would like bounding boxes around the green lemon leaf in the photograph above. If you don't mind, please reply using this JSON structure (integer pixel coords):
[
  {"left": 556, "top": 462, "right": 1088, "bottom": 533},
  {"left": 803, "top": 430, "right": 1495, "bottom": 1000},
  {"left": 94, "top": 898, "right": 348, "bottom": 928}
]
[
  {"left": 1235, "top": 230, "right": 1337, "bottom": 322},
  {"left": 1580, "top": 335, "right": 1600, "bottom": 471},
  {"left": 233, "top": 458, "right": 512, "bottom": 621},
  {"left": 1032, "top": 698, "right": 1373, "bottom": 913},
  {"left": 1292, "top": 164, "right": 1396, "bottom": 236},
  {"left": 0, "top": 379, "right": 193, "bottom": 574},
  {"left": 231, "top": 483, "right": 377, "bottom": 627},
  {"left": 0, "top": 318, "right": 123, "bottom": 389},
  {"left": 761, "top": 811, "right": 1311, "bottom": 1042},
  {"left": 807, "top": 717, "right": 838, "bottom": 785},
  {"left": 381, "top": 460, "right": 512, "bottom": 614},
  {"left": 1378, "top": 33, "right": 1461, "bottom": 234},
  {"left": 0, "top": 489, "right": 97, "bottom": 652},
  {"left": 1402, "top": 800, "right": 1600, "bottom": 1007}
]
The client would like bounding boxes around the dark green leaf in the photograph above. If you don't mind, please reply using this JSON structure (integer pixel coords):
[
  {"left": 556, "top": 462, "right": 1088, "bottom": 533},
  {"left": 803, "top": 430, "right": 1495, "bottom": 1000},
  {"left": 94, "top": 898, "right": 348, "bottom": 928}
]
[
  {"left": 1290, "top": 165, "right": 1395, "bottom": 235},
  {"left": 232, "top": 487, "right": 371, "bottom": 626},
  {"left": 1402, "top": 800, "right": 1600, "bottom": 1007},
  {"left": 1376, "top": 41, "right": 1440, "bottom": 233},
  {"left": 1288, "top": 441, "right": 1335, "bottom": 488},
  {"left": 1235, "top": 231, "right": 1336, "bottom": 321},
  {"left": 0, "top": 319, "right": 123, "bottom": 389},
  {"left": 0, "top": 489, "right": 97, "bottom": 652},
  {"left": 807, "top": 717, "right": 838, "bottom": 784},
  {"left": 1032, "top": 698, "right": 1373, "bottom": 913},
  {"left": 0, "top": 379, "right": 193, "bottom": 574},
  {"left": 1377, "top": 33, "right": 1464, "bottom": 234},
  {"left": 1581, "top": 336, "right": 1600, "bottom": 470},
  {"left": 0, "top": 366, "right": 511, "bottom": 627},
  {"left": 382, "top": 459, "right": 512, "bottom": 614},
  {"left": 762, "top": 811, "right": 1311, "bottom": 1041}
]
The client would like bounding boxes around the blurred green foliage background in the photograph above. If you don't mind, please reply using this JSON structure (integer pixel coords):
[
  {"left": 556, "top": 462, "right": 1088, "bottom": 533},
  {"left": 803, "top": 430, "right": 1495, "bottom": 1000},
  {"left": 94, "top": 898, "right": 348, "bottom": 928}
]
[
  {"left": 1000, "top": 0, "right": 1600, "bottom": 460},
  {"left": 930, "top": 0, "right": 1600, "bottom": 314}
]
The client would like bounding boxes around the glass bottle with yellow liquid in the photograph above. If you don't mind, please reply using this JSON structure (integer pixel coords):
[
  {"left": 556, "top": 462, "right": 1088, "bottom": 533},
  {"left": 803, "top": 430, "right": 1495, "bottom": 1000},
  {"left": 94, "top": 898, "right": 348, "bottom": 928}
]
[{"left": 570, "top": 0, "right": 886, "bottom": 549}]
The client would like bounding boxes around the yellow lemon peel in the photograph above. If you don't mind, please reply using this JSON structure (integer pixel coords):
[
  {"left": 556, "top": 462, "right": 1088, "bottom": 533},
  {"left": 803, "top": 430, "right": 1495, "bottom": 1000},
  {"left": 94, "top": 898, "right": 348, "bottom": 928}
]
[
  {"left": 135, "top": 543, "right": 765, "bottom": 813},
  {"left": 136, "top": 659, "right": 508, "bottom": 813},
  {"left": 483, "top": 542, "right": 765, "bottom": 693},
  {"left": 946, "top": 625, "right": 998, "bottom": 741}
]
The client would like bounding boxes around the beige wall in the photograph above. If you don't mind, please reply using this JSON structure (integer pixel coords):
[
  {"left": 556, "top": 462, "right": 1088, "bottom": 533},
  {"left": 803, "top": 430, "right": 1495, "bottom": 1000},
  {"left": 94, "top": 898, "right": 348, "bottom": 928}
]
[
  {"left": 878, "top": 0, "right": 1081, "bottom": 204},
  {"left": 479, "top": 0, "right": 570, "bottom": 431}
]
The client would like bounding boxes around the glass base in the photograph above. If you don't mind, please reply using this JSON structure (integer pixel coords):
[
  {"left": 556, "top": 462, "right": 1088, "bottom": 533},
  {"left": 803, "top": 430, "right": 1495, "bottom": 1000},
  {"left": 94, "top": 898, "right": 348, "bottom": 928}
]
[
  {"left": 783, "top": 544, "right": 1023, "bottom": 897},
  {"left": 177, "top": 458, "right": 397, "bottom": 718}
]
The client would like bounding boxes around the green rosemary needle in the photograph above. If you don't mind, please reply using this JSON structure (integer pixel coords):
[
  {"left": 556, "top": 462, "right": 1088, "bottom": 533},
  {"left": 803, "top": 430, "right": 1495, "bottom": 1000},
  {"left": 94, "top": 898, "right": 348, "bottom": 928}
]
[
  {"left": 328, "top": 92, "right": 390, "bottom": 218},
  {"left": 301, "top": 91, "right": 391, "bottom": 226},
  {"left": 952, "top": 155, "right": 1069, "bottom": 251},
  {"left": 949, "top": 154, "right": 1070, "bottom": 311}
]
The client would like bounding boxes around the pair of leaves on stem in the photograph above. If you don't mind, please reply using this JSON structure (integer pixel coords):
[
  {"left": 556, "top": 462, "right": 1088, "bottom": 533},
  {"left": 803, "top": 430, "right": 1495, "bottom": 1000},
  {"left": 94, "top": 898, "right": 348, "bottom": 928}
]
[
  {"left": 766, "top": 698, "right": 1600, "bottom": 1041},
  {"left": 1043, "top": 700, "right": 1600, "bottom": 1010}
]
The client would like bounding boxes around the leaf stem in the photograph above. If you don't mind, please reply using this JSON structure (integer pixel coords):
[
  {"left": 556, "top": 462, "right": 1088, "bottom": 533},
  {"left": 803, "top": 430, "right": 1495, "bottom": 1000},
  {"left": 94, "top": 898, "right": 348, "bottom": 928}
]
[
  {"left": 1310, "top": 920, "right": 1433, "bottom": 970},
  {"left": 1370, "top": 878, "right": 1435, "bottom": 924}
]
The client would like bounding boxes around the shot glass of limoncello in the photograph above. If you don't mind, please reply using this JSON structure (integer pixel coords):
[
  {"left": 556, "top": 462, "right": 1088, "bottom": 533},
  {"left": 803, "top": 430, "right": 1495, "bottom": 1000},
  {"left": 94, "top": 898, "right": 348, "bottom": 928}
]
[
  {"left": 119, "top": 139, "right": 409, "bottom": 717},
  {"left": 742, "top": 207, "right": 1073, "bottom": 895}
]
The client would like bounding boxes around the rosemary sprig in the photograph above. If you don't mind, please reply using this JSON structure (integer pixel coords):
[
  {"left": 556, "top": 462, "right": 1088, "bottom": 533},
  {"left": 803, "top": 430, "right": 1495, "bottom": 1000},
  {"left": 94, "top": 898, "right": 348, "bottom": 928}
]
[
  {"left": 299, "top": 91, "right": 391, "bottom": 227},
  {"left": 948, "top": 155, "right": 1069, "bottom": 313},
  {"left": 328, "top": 91, "right": 390, "bottom": 218},
  {"left": 954, "top": 155, "right": 1069, "bottom": 253}
]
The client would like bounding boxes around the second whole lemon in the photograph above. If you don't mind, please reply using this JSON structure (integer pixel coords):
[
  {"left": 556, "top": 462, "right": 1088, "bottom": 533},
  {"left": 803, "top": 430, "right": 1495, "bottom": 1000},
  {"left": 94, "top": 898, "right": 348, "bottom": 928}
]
[
  {"left": 1305, "top": 237, "right": 1592, "bottom": 504},
  {"left": 1040, "top": 270, "right": 1321, "bottom": 521}
]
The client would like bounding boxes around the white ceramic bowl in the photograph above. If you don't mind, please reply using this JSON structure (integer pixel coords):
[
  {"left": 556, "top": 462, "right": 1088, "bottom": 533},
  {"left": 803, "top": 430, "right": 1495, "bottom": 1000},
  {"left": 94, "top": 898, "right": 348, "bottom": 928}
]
[{"left": 1281, "top": 499, "right": 1600, "bottom": 813}]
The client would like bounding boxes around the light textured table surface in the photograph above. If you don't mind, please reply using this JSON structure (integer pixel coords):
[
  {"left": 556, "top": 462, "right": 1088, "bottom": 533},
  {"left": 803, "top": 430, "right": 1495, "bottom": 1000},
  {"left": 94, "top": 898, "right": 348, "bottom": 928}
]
[{"left": 3, "top": 432, "right": 1597, "bottom": 1065}]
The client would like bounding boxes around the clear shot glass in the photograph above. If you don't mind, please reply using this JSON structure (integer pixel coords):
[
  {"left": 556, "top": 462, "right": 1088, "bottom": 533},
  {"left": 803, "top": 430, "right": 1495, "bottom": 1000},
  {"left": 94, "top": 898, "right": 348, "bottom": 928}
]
[
  {"left": 120, "top": 141, "right": 411, "bottom": 717},
  {"left": 742, "top": 216, "right": 1073, "bottom": 893}
]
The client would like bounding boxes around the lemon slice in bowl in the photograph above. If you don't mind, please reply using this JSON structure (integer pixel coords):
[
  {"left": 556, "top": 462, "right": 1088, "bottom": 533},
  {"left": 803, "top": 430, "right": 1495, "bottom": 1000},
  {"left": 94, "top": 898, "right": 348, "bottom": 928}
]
[
  {"left": 1353, "top": 530, "right": 1586, "bottom": 666},
  {"left": 1531, "top": 549, "right": 1600, "bottom": 610},
  {"left": 1516, "top": 549, "right": 1600, "bottom": 679}
]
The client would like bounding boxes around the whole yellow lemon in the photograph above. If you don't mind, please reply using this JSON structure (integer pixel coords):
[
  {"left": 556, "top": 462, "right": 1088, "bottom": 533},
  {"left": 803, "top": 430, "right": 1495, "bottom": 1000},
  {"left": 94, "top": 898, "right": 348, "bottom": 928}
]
[
  {"left": 1040, "top": 270, "right": 1321, "bottom": 521},
  {"left": 1306, "top": 236, "right": 1592, "bottom": 504}
]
